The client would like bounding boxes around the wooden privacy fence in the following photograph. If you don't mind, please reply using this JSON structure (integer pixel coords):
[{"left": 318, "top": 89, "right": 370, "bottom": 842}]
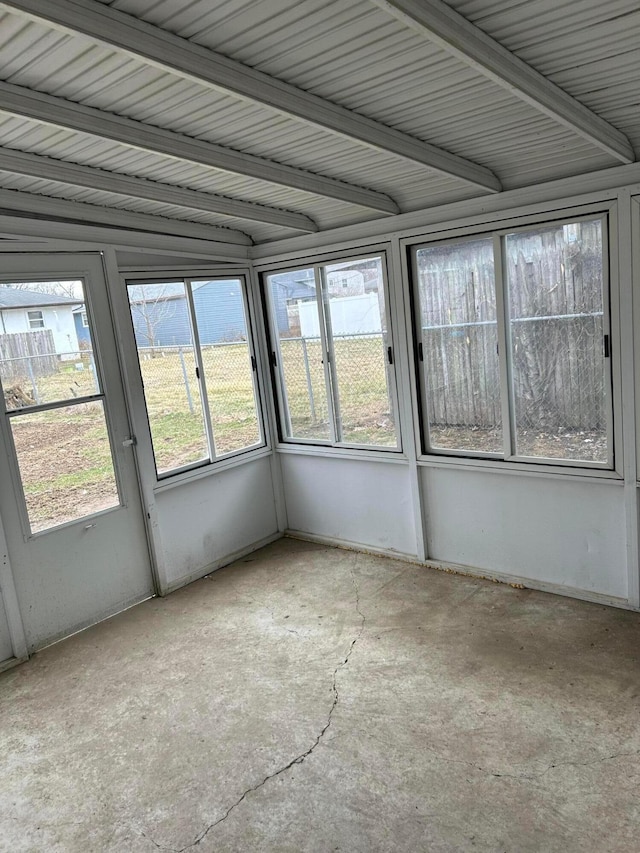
[
  {"left": 418, "top": 220, "right": 606, "bottom": 432},
  {"left": 424, "top": 313, "right": 605, "bottom": 430},
  {"left": 0, "top": 330, "right": 57, "bottom": 383}
]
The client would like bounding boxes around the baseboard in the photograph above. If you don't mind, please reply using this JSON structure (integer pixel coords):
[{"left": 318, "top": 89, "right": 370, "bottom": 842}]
[
  {"left": 285, "top": 529, "right": 636, "bottom": 613},
  {"left": 162, "top": 531, "right": 284, "bottom": 595},
  {"left": 285, "top": 529, "right": 418, "bottom": 562},
  {"left": 0, "top": 655, "right": 28, "bottom": 675}
]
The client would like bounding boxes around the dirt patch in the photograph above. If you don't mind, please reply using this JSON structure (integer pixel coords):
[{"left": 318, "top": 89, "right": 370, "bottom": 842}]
[
  {"left": 11, "top": 412, "right": 119, "bottom": 532},
  {"left": 429, "top": 425, "right": 608, "bottom": 463}
]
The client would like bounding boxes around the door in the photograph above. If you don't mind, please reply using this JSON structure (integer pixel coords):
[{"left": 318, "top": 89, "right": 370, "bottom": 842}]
[{"left": 0, "top": 253, "right": 154, "bottom": 651}]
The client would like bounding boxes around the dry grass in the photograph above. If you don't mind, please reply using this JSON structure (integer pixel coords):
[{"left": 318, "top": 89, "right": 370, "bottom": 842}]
[{"left": 6, "top": 339, "right": 398, "bottom": 530}]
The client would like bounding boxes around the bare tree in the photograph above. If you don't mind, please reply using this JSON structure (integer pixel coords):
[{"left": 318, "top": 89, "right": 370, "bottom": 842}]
[
  {"left": 127, "top": 284, "right": 179, "bottom": 356},
  {"left": 2, "top": 280, "right": 83, "bottom": 299}
]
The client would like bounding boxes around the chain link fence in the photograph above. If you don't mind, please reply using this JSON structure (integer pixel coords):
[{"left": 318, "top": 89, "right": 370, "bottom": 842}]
[
  {"left": 2, "top": 349, "right": 99, "bottom": 409},
  {"left": 277, "top": 332, "right": 397, "bottom": 446}
]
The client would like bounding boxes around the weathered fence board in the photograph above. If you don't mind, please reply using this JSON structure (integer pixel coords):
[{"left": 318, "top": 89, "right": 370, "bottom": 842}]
[
  {"left": 0, "top": 330, "right": 57, "bottom": 382},
  {"left": 417, "top": 221, "right": 605, "bottom": 431}
]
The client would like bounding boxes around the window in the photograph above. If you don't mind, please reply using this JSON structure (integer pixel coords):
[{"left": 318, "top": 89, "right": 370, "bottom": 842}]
[
  {"left": 126, "top": 276, "right": 264, "bottom": 478},
  {"left": 412, "top": 215, "right": 611, "bottom": 467},
  {"left": 81, "top": 310, "right": 89, "bottom": 327},
  {"left": 1, "top": 280, "right": 119, "bottom": 534},
  {"left": 27, "top": 310, "right": 44, "bottom": 329},
  {"left": 265, "top": 254, "right": 400, "bottom": 450}
]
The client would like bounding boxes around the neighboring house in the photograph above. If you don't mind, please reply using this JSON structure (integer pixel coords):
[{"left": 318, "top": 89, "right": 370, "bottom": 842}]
[
  {"left": 129, "top": 279, "right": 249, "bottom": 348},
  {"left": 73, "top": 306, "right": 91, "bottom": 346},
  {"left": 269, "top": 268, "right": 379, "bottom": 337},
  {"left": 0, "top": 287, "right": 84, "bottom": 355},
  {"left": 268, "top": 270, "right": 317, "bottom": 333}
]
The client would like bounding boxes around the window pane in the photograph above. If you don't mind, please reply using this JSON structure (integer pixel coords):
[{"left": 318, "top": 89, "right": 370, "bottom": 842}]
[
  {"left": 506, "top": 219, "right": 607, "bottom": 463},
  {"left": 323, "top": 257, "right": 398, "bottom": 447},
  {"left": 415, "top": 239, "right": 502, "bottom": 453},
  {"left": 190, "top": 279, "right": 262, "bottom": 456},
  {"left": 9, "top": 401, "right": 120, "bottom": 534},
  {"left": 127, "top": 282, "right": 208, "bottom": 475},
  {"left": 0, "top": 279, "right": 99, "bottom": 409},
  {"left": 267, "top": 269, "right": 330, "bottom": 441}
]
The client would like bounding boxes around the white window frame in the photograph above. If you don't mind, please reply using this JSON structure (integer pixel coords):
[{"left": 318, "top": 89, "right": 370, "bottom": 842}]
[
  {"left": 263, "top": 250, "right": 402, "bottom": 453},
  {"left": 81, "top": 309, "right": 89, "bottom": 328},
  {"left": 409, "top": 211, "right": 615, "bottom": 472},
  {"left": 26, "top": 309, "right": 44, "bottom": 329},
  {"left": 123, "top": 269, "right": 267, "bottom": 482}
]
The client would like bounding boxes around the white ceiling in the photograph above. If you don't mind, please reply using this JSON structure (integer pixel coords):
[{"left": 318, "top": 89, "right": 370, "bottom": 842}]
[{"left": 0, "top": 0, "right": 637, "bottom": 245}]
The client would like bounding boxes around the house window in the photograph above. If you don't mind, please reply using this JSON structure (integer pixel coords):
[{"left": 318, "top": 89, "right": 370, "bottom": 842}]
[
  {"left": 265, "top": 254, "right": 400, "bottom": 450},
  {"left": 412, "top": 215, "right": 612, "bottom": 467},
  {"left": 81, "top": 310, "right": 89, "bottom": 327},
  {"left": 27, "top": 310, "right": 44, "bottom": 329},
  {"left": 126, "top": 276, "right": 264, "bottom": 478}
]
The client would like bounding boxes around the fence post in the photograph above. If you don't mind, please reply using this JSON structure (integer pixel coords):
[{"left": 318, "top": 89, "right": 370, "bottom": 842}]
[
  {"left": 26, "top": 358, "right": 41, "bottom": 405},
  {"left": 88, "top": 350, "right": 100, "bottom": 393},
  {"left": 301, "top": 337, "right": 316, "bottom": 424},
  {"left": 179, "top": 347, "right": 195, "bottom": 415}
]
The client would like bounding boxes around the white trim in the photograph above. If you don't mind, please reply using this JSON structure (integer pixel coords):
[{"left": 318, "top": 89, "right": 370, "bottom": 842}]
[
  {"left": 417, "top": 454, "right": 623, "bottom": 484},
  {"left": 624, "top": 196, "right": 640, "bottom": 606},
  {"left": 372, "top": 0, "right": 633, "bottom": 164},
  {"left": 2, "top": 1, "right": 500, "bottom": 193},
  {"left": 0, "top": 215, "right": 249, "bottom": 260},
  {"left": 247, "top": 264, "right": 288, "bottom": 532},
  {"left": 390, "top": 238, "right": 428, "bottom": 560},
  {"left": 249, "top": 168, "right": 640, "bottom": 260},
  {"left": 0, "top": 508, "right": 28, "bottom": 661},
  {"left": 153, "top": 445, "right": 273, "bottom": 494},
  {"left": 275, "top": 443, "right": 408, "bottom": 464},
  {"left": 101, "top": 248, "right": 164, "bottom": 596},
  {"left": 0, "top": 237, "right": 245, "bottom": 262}
]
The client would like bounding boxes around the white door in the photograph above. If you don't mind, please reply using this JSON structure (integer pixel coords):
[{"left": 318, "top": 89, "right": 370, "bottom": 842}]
[{"left": 0, "top": 253, "right": 154, "bottom": 651}]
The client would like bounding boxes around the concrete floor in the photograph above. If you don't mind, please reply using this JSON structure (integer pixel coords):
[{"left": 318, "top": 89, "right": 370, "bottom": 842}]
[{"left": 1, "top": 538, "right": 640, "bottom": 852}]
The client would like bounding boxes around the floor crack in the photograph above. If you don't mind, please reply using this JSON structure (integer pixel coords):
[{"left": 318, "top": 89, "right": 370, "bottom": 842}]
[
  {"left": 423, "top": 745, "right": 640, "bottom": 781},
  {"left": 144, "top": 556, "right": 366, "bottom": 853}
]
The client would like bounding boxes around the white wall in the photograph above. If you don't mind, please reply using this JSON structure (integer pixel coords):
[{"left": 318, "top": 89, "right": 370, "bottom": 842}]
[
  {"left": 422, "top": 467, "right": 627, "bottom": 599},
  {"left": 281, "top": 453, "right": 417, "bottom": 557},
  {"left": 153, "top": 456, "right": 280, "bottom": 592}
]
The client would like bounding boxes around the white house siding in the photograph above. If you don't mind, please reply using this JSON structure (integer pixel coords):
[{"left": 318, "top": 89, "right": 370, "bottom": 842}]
[{"left": 1, "top": 307, "right": 81, "bottom": 356}]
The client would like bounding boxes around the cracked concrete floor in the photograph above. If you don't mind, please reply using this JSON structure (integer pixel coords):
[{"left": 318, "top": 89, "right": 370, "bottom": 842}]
[{"left": 2, "top": 538, "right": 640, "bottom": 852}]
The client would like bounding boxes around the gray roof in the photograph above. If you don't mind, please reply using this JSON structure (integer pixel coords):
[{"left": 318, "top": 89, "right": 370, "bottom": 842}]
[{"left": 0, "top": 287, "right": 83, "bottom": 309}]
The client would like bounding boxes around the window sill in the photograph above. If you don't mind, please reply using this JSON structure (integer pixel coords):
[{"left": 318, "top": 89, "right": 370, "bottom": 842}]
[
  {"left": 275, "top": 442, "right": 408, "bottom": 464},
  {"left": 417, "top": 453, "right": 623, "bottom": 483},
  {"left": 152, "top": 445, "right": 272, "bottom": 493}
]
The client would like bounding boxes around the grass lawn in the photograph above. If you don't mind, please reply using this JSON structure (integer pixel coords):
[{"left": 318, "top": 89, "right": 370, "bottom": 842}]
[{"left": 4, "top": 338, "right": 398, "bottom": 531}]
